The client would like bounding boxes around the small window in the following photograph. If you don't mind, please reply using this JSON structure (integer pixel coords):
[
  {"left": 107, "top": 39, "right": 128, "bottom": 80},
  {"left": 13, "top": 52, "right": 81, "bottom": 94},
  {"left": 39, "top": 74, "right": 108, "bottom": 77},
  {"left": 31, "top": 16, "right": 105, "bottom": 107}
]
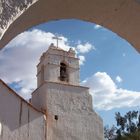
[
  {"left": 60, "top": 62, "right": 68, "bottom": 82},
  {"left": 54, "top": 115, "right": 58, "bottom": 120}
]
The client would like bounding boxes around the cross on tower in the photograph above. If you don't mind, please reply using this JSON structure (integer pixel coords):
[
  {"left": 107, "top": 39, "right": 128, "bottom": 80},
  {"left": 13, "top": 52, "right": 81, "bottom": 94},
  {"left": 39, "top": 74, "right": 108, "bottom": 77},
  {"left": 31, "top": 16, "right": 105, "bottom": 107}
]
[{"left": 52, "top": 35, "right": 62, "bottom": 48}]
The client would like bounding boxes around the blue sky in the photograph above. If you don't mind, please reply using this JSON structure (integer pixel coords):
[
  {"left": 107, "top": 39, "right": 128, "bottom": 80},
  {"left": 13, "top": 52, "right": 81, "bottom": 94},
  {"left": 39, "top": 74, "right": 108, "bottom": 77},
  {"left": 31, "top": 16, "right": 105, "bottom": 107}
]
[{"left": 0, "top": 19, "right": 140, "bottom": 126}]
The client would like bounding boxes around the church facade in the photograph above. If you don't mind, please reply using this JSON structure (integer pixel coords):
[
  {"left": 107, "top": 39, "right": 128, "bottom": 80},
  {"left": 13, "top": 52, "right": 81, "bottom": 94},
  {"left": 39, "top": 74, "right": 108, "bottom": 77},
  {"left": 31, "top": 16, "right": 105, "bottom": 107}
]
[{"left": 0, "top": 44, "right": 103, "bottom": 140}]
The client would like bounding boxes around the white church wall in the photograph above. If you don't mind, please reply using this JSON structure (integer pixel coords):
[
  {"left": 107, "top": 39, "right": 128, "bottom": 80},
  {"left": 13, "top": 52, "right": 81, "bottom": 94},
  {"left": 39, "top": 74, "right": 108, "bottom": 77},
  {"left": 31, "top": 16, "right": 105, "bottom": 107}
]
[
  {"left": 0, "top": 80, "right": 46, "bottom": 140},
  {"left": 32, "top": 81, "right": 104, "bottom": 140},
  {"left": 46, "top": 112, "right": 103, "bottom": 140},
  {"left": 32, "top": 81, "right": 92, "bottom": 113},
  {"left": 45, "top": 82, "right": 92, "bottom": 114},
  {"left": 32, "top": 84, "right": 47, "bottom": 111}
]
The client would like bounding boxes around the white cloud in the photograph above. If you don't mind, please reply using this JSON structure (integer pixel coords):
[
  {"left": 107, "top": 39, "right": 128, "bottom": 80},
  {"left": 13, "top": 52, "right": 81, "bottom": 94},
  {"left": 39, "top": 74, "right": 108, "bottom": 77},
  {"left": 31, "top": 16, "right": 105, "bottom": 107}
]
[
  {"left": 116, "top": 76, "right": 123, "bottom": 83},
  {"left": 0, "top": 29, "right": 71, "bottom": 99},
  {"left": 94, "top": 24, "right": 102, "bottom": 29},
  {"left": 78, "top": 55, "right": 85, "bottom": 65},
  {"left": 82, "top": 72, "right": 140, "bottom": 110},
  {"left": 76, "top": 42, "right": 95, "bottom": 54}
]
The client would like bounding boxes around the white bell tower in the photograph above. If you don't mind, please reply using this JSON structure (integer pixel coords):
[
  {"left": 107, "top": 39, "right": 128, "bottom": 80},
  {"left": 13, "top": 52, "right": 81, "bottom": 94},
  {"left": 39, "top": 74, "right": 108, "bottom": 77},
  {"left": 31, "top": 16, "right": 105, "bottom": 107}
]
[
  {"left": 37, "top": 43, "right": 79, "bottom": 87},
  {"left": 32, "top": 43, "right": 103, "bottom": 140}
]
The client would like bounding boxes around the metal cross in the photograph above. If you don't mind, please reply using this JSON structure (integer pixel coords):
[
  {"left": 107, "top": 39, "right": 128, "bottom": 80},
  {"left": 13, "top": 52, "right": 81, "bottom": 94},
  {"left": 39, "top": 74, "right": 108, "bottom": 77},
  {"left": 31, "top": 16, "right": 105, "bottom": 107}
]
[{"left": 52, "top": 35, "right": 62, "bottom": 48}]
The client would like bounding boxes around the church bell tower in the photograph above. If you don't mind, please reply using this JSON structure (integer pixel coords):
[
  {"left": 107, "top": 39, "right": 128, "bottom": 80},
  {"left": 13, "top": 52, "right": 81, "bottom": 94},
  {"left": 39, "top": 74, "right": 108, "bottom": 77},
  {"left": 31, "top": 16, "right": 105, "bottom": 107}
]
[
  {"left": 31, "top": 43, "right": 103, "bottom": 140},
  {"left": 37, "top": 43, "right": 79, "bottom": 87}
]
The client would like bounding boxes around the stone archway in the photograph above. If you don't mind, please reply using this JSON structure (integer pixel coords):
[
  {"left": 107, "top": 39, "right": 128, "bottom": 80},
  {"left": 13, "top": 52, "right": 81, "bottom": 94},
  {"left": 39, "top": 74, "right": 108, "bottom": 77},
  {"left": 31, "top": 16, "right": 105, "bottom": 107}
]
[{"left": 0, "top": 0, "right": 140, "bottom": 52}]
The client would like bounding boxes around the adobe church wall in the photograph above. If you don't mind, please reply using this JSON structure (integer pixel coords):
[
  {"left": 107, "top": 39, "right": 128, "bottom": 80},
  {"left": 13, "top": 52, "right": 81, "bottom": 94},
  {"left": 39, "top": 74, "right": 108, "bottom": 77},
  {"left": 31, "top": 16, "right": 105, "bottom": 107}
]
[
  {"left": 32, "top": 81, "right": 104, "bottom": 140},
  {"left": 45, "top": 82, "right": 104, "bottom": 140},
  {"left": 32, "top": 81, "right": 92, "bottom": 114},
  {"left": 44, "top": 82, "right": 92, "bottom": 114},
  {"left": 0, "top": 80, "right": 46, "bottom": 140},
  {"left": 46, "top": 112, "right": 103, "bottom": 140}
]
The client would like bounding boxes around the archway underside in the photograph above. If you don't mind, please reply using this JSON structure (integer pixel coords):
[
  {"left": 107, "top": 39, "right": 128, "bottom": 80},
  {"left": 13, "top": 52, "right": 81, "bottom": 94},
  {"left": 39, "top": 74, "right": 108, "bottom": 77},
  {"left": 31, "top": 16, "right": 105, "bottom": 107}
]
[{"left": 0, "top": 0, "right": 140, "bottom": 52}]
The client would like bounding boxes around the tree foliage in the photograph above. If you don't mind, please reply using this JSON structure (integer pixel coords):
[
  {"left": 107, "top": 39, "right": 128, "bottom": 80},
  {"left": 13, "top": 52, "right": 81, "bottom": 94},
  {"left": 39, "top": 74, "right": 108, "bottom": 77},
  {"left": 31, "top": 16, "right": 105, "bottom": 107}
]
[{"left": 104, "top": 110, "right": 140, "bottom": 140}]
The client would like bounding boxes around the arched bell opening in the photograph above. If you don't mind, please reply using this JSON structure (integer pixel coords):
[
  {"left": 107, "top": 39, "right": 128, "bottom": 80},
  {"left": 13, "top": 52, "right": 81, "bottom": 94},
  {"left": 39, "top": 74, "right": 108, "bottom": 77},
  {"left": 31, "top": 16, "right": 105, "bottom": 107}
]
[{"left": 60, "top": 62, "right": 69, "bottom": 82}]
